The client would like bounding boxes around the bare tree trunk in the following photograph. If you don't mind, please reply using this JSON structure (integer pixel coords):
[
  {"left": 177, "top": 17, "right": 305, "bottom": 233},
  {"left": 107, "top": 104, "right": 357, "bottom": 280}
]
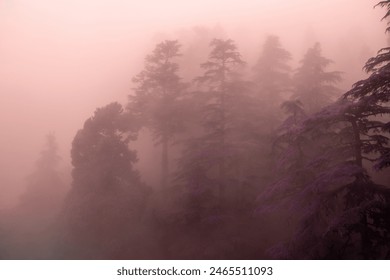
[
  {"left": 219, "top": 63, "right": 227, "bottom": 205},
  {"left": 161, "top": 133, "right": 169, "bottom": 189}
]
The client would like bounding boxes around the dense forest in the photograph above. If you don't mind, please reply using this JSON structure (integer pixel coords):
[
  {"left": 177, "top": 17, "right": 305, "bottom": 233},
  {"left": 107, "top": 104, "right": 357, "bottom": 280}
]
[{"left": 0, "top": 1, "right": 390, "bottom": 260}]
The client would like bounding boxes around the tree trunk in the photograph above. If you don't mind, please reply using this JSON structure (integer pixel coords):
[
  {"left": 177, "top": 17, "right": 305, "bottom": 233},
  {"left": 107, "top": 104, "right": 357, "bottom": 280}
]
[
  {"left": 351, "top": 119, "right": 363, "bottom": 168},
  {"left": 161, "top": 133, "right": 169, "bottom": 189},
  {"left": 219, "top": 62, "right": 227, "bottom": 205}
]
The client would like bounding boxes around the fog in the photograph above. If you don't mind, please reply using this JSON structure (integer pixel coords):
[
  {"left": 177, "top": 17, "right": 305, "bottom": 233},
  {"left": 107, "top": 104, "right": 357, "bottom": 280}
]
[
  {"left": 0, "top": 0, "right": 384, "bottom": 207},
  {"left": 0, "top": 0, "right": 389, "bottom": 259}
]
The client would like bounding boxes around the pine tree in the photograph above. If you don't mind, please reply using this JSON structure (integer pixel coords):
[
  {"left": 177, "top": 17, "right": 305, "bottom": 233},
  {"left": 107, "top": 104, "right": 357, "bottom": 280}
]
[
  {"left": 169, "top": 39, "right": 267, "bottom": 259},
  {"left": 1, "top": 134, "right": 67, "bottom": 259},
  {"left": 19, "top": 133, "right": 65, "bottom": 213},
  {"left": 191, "top": 38, "right": 246, "bottom": 203},
  {"left": 253, "top": 35, "right": 291, "bottom": 118},
  {"left": 129, "top": 40, "right": 186, "bottom": 189},
  {"left": 293, "top": 43, "right": 342, "bottom": 114}
]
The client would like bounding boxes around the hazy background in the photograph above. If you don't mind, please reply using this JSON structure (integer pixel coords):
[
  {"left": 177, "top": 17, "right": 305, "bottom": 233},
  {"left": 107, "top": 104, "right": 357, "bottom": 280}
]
[{"left": 0, "top": 0, "right": 387, "bottom": 209}]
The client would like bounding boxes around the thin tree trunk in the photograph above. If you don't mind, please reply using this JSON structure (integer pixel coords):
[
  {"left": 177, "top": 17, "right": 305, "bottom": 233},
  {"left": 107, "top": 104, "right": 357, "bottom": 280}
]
[
  {"left": 351, "top": 119, "right": 363, "bottom": 168},
  {"left": 219, "top": 61, "right": 227, "bottom": 205},
  {"left": 161, "top": 134, "right": 169, "bottom": 189}
]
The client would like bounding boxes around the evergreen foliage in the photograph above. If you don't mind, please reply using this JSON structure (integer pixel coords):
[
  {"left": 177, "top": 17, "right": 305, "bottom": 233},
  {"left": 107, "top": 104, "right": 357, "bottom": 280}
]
[
  {"left": 293, "top": 43, "right": 342, "bottom": 114},
  {"left": 129, "top": 40, "right": 187, "bottom": 188}
]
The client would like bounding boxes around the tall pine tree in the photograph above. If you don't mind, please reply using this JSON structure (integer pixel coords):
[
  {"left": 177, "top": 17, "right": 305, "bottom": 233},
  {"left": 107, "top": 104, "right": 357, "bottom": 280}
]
[
  {"left": 253, "top": 35, "right": 291, "bottom": 119},
  {"left": 293, "top": 43, "right": 342, "bottom": 114},
  {"left": 129, "top": 40, "right": 186, "bottom": 189},
  {"left": 180, "top": 38, "right": 246, "bottom": 204}
]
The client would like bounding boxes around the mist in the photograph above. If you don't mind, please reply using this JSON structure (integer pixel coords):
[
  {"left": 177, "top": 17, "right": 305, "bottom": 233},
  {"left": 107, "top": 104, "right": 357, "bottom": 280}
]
[{"left": 1, "top": 0, "right": 390, "bottom": 259}]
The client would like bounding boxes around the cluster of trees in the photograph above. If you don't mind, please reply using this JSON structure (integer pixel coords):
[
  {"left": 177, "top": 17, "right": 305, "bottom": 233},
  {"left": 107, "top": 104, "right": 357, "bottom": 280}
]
[
  {"left": 1, "top": 1, "right": 389, "bottom": 260},
  {"left": 61, "top": 13, "right": 389, "bottom": 258},
  {"left": 260, "top": 2, "right": 390, "bottom": 258}
]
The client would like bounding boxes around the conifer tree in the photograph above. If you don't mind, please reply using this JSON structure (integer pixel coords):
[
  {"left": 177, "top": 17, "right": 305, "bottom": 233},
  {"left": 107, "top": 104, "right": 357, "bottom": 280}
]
[
  {"left": 253, "top": 35, "right": 291, "bottom": 117},
  {"left": 129, "top": 40, "right": 186, "bottom": 189},
  {"left": 181, "top": 38, "right": 246, "bottom": 203},
  {"left": 19, "top": 133, "right": 65, "bottom": 212},
  {"left": 293, "top": 43, "right": 342, "bottom": 114}
]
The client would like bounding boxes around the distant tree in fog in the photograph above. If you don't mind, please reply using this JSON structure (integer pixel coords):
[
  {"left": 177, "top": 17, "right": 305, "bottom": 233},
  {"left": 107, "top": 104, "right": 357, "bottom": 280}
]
[
  {"left": 129, "top": 40, "right": 187, "bottom": 189},
  {"left": 252, "top": 35, "right": 291, "bottom": 122},
  {"left": 293, "top": 43, "right": 342, "bottom": 114},
  {"left": 19, "top": 133, "right": 65, "bottom": 212},
  {"left": 184, "top": 38, "right": 246, "bottom": 204},
  {"left": 247, "top": 36, "right": 293, "bottom": 187},
  {"left": 1, "top": 133, "right": 67, "bottom": 259},
  {"left": 177, "top": 26, "right": 227, "bottom": 80}
]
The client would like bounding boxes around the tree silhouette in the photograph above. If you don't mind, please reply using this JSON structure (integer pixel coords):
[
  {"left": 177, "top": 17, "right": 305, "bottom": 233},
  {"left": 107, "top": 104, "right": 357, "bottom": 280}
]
[
  {"left": 293, "top": 43, "right": 342, "bottom": 114},
  {"left": 19, "top": 133, "right": 65, "bottom": 213},
  {"left": 62, "top": 102, "right": 149, "bottom": 259},
  {"left": 0, "top": 133, "right": 67, "bottom": 259},
  {"left": 191, "top": 38, "right": 246, "bottom": 203},
  {"left": 129, "top": 40, "right": 186, "bottom": 189},
  {"left": 253, "top": 35, "right": 291, "bottom": 118}
]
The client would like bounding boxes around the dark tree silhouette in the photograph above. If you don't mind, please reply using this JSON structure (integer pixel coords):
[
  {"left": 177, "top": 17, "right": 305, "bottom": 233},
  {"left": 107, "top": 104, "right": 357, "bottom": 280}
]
[
  {"left": 61, "top": 103, "right": 151, "bottom": 259},
  {"left": 71, "top": 103, "right": 140, "bottom": 193}
]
